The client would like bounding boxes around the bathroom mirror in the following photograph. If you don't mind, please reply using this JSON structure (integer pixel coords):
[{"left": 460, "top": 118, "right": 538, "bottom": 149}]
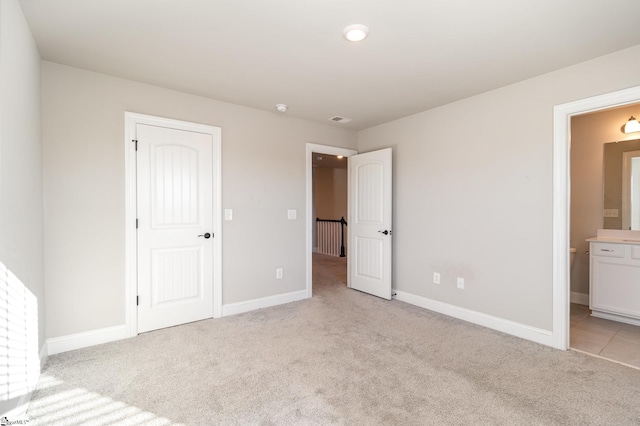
[{"left": 603, "top": 138, "right": 640, "bottom": 229}]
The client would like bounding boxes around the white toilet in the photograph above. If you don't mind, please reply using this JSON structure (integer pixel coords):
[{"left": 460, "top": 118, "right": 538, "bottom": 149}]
[{"left": 570, "top": 247, "right": 577, "bottom": 270}]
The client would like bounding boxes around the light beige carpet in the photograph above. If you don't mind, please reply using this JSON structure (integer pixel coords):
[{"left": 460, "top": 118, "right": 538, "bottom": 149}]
[{"left": 28, "top": 254, "right": 640, "bottom": 425}]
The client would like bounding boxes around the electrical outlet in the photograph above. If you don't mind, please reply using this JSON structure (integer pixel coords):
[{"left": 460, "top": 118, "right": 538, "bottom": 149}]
[
  {"left": 276, "top": 268, "right": 283, "bottom": 279},
  {"left": 457, "top": 277, "right": 464, "bottom": 289},
  {"left": 433, "top": 272, "right": 440, "bottom": 284}
]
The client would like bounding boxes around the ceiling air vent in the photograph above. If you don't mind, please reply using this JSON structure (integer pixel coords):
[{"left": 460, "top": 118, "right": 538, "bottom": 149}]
[{"left": 329, "top": 116, "right": 353, "bottom": 124}]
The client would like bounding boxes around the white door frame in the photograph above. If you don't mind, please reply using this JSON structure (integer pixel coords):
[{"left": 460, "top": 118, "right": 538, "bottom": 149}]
[
  {"left": 306, "top": 143, "right": 358, "bottom": 298},
  {"left": 552, "top": 85, "right": 640, "bottom": 350},
  {"left": 125, "top": 112, "right": 222, "bottom": 337}
]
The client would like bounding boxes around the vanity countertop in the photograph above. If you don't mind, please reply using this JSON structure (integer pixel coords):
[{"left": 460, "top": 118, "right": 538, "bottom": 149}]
[
  {"left": 586, "top": 229, "right": 640, "bottom": 244},
  {"left": 586, "top": 236, "right": 640, "bottom": 244}
]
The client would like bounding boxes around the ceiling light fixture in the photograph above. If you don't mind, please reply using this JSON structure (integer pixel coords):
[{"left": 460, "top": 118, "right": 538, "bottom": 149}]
[
  {"left": 624, "top": 116, "right": 640, "bottom": 133},
  {"left": 275, "top": 104, "right": 288, "bottom": 113},
  {"left": 343, "top": 24, "right": 369, "bottom": 42}
]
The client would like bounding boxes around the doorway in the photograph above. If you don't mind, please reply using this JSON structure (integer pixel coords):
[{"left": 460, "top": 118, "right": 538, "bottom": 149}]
[
  {"left": 568, "top": 103, "right": 640, "bottom": 367},
  {"left": 305, "top": 144, "right": 394, "bottom": 300},
  {"left": 553, "top": 85, "right": 640, "bottom": 351},
  {"left": 312, "top": 151, "right": 349, "bottom": 294},
  {"left": 306, "top": 144, "right": 356, "bottom": 298}
]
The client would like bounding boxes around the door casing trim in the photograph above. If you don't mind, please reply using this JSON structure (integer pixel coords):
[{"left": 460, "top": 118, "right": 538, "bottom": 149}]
[{"left": 125, "top": 112, "right": 222, "bottom": 337}]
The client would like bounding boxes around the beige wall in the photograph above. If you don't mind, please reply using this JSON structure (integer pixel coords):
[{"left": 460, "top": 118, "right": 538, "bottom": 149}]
[
  {"left": 314, "top": 167, "right": 347, "bottom": 220},
  {"left": 357, "top": 45, "right": 640, "bottom": 331},
  {"left": 42, "top": 61, "right": 357, "bottom": 338},
  {"left": 0, "top": 0, "right": 44, "bottom": 349},
  {"left": 22, "top": 14, "right": 640, "bottom": 343},
  {"left": 570, "top": 104, "right": 640, "bottom": 296},
  {"left": 0, "top": 0, "right": 44, "bottom": 414}
]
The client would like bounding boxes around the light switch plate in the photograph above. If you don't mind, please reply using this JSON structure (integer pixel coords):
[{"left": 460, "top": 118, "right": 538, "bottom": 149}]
[
  {"left": 287, "top": 209, "right": 297, "bottom": 220},
  {"left": 225, "top": 209, "right": 233, "bottom": 221},
  {"left": 603, "top": 209, "right": 619, "bottom": 218}
]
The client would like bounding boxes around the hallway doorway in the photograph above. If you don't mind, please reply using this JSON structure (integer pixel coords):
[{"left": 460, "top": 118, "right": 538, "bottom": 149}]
[
  {"left": 312, "top": 152, "right": 348, "bottom": 295},
  {"left": 305, "top": 144, "right": 356, "bottom": 298}
]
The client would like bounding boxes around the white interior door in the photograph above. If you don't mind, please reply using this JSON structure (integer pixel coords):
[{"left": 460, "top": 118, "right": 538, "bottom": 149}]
[
  {"left": 136, "top": 123, "right": 215, "bottom": 333},
  {"left": 348, "top": 148, "right": 392, "bottom": 299}
]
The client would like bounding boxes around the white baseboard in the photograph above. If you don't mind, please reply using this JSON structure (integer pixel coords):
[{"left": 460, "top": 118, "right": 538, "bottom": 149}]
[
  {"left": 222, "top": 289, "right": 308, "bottom": 316},
  {"left": 47, "top": 290, "right": 310, "bottom": 354},
  {"left": 591, "top": 310, "right": 640, "bottom": 327},
  {"left": 393, "top": 290, "right": 553, "bottom": 347},
  {"left": 47, "top": 324, "right": 129, "bottom": 356},
  {"left": 570, "top": 291, "right": 589, "bottom": 306}
]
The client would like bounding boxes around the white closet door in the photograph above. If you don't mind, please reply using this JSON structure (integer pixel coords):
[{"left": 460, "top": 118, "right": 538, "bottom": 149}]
[{"left": 137, "top": 123, "right": 214, "bottom": 333}]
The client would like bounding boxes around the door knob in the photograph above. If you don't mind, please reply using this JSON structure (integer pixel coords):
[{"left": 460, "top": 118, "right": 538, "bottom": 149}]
[
  {"left": 198, "top": 232, "right": 212, "bottom": 239},
  {"left": 378, "top": 230, "right": 390, "bottom": 235}
]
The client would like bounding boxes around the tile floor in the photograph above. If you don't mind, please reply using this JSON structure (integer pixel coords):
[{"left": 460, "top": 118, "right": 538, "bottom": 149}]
[{"left": 570, "top": 303, "right": 640, "bottom": 369}]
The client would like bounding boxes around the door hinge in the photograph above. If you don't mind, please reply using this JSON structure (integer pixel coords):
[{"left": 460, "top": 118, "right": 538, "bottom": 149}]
[
  {"left": 132, "top": 139, "right": 138, "bottom": 151},
  {"left": 136, "top": 218, "right": 138, "bottom": 229},
  {"left": 136, "top": 296, "right": 139, "bottom": 306}
]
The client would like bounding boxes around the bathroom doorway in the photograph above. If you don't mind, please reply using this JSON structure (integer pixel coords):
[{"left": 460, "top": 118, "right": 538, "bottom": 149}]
[
  {"left": 554, "top": 85, "right": 640, "bottom": 351},
  {"left": 567, "top": 100, "right": 640, "bottom": 368}
]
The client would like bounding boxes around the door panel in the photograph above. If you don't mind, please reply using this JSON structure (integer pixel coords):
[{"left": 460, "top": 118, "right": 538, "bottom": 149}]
[
  {"left": 349, "top": 148, "right": 392, "bottom": 299},
  {"left": 137, "top": 123, "right": 214, "bottom": 333},
  {"left": 355, "top": 237, "right": 383, "bottom": 279},
  {"left": 356, "top": 162, "right": 383, "bottom": 222},
  {"left": 152, "top": 144, "right": 200, "bottom": 227},
  {"left": 152, "top": 247, "right": 201, "bottom": 304}
]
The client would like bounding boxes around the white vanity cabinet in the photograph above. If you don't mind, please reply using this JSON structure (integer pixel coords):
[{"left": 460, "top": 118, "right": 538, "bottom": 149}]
[{"left": 589, "top": 240, "right": 640, "bottom": 325}]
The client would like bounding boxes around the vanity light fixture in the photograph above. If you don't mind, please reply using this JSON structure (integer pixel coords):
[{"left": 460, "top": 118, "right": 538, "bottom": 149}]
[
  {"left": 343, "top": 24, "right": 369, "bottom": 42},
  {"left": 337, "top": 155, "right": 344, "bottom": 159},
  {"left": 623, "top": 116, "right": 640, "bottom": 133}
]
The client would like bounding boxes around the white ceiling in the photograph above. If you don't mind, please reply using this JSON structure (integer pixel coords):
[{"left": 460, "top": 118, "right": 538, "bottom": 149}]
[{"left": 19, "top": 0, "right": 640, "bottom": 130}]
